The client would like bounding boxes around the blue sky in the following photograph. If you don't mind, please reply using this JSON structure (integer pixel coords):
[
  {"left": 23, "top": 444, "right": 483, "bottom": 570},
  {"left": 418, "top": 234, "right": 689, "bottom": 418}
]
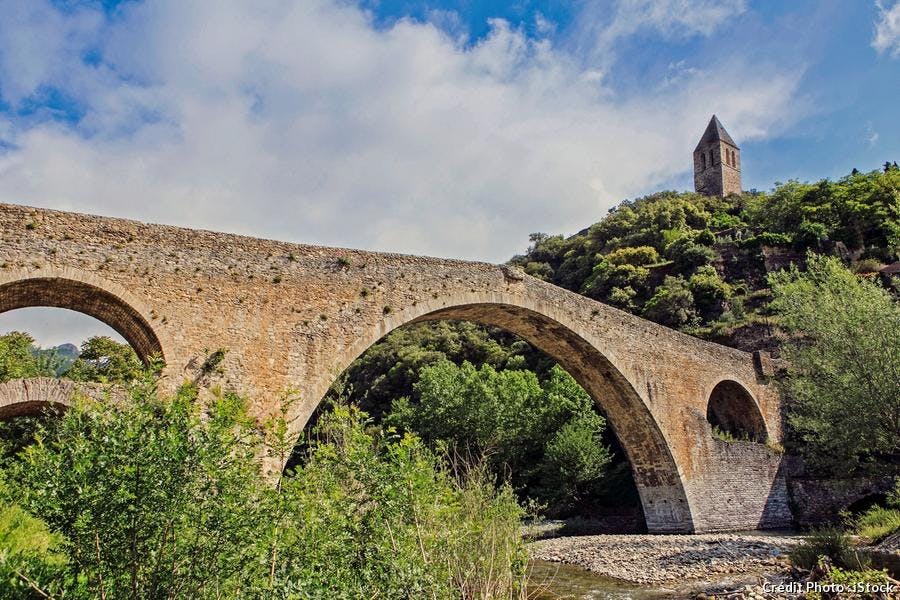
[
  {"left": 364, "top": 0, "right": 900, "bottom": 191},
  {"left": 0, "top": 0, "right": 898, "bottom": 345}
]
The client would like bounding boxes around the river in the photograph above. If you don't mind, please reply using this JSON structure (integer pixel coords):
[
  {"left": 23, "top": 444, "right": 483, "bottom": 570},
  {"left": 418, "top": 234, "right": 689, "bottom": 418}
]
[{"left": 528, "top": 560, "right": 677, "bottom": 599}]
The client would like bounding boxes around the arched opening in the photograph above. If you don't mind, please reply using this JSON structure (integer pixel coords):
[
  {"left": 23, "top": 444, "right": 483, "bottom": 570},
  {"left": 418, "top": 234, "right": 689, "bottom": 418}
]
[
  {"left": 706, "top": 380, "right": 767, "bottom": 443},
  {"left": 0, "top": 273, "right": 160, "bottom": 425},
  {"left": 701, "top": 153, "right": 707, "bottom": 170},
  {"left": 0, "top": 276, "right": 162, "bottom": 362},
  {"left": 300, "top": 300, "right": 695, "bottom": 534},
  {"left": 304, "top": 319, "right": 646, "bottom": 531}
]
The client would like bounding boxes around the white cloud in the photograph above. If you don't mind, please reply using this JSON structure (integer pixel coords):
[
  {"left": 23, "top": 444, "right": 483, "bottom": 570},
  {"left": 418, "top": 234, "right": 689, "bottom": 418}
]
[
  {"left": 866, "top": 122, "right": 880, "bottom": 146},
  {"left": 873, "top": 0, "right": 900, "bottom": 57},
  {"left": 0, "top": 0, "right": 798, "bottom": 265},
  {"left": 570, "top": 0, "right": 747, "bottom": 68}
]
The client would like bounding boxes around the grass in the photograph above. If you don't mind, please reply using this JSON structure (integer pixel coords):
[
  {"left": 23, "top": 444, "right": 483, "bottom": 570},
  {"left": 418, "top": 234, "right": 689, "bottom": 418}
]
[
  {"left": 790, "top": 527, "right": 867, "bottom": 571},
  {"left": 855, "top": 506, "right": 900, "bottom": 543}
]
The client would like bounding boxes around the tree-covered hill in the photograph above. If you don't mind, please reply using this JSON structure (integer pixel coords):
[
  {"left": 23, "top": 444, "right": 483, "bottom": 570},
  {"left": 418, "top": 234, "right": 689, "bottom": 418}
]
[{"left": 509, "top": 164, "right": 899, "bottom": 351}]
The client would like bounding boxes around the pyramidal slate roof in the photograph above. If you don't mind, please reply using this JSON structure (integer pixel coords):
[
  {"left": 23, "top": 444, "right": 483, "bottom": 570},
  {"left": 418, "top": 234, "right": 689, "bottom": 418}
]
[{"left": 695, "top": 115, "right": 737, "bottom": 150}]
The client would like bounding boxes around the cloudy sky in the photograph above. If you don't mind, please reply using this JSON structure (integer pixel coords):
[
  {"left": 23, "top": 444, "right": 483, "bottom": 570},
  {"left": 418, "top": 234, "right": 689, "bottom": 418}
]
[{"left": 1, "top": 0, "right": 898, "bottom": 346}]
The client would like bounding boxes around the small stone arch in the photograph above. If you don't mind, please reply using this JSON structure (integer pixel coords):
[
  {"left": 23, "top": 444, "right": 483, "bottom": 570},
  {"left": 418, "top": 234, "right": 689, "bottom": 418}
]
[
  {"left": 0, "top": 378, "right": 120, "bottom": 422},
  {"left": 706, "top": 379, "right": 767, "bottom": 442},
  {"left": 303, "top": 293, "right": 696, "bottom": 533},
  {"left": 0, "top": 268, "right": 164, "bottom": 362}
]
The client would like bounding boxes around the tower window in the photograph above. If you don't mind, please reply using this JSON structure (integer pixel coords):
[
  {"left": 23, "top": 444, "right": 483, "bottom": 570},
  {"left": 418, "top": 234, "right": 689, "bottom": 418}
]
[
  {"left": 709, "top": 149, "right": 715, "bottom": 166},
  {"left": 701, "top": 153, "right": 706, "bottom": 170}
]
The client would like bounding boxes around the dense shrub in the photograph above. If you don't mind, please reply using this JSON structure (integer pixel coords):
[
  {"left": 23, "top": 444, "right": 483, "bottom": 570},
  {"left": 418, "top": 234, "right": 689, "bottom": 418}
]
[
  {"left": 642, "top": 276, "right": 696, "bottom": 327},
  {"left": 384, "top": 361, "right": 619, "bottom": 514},
  {"left": 509, "top": 167, "right": 899, "bottom": 333},
  {"left": 0, "top": 374, "right": 527, "bottom": 599},
  {"left": 855, "top": 506, "right": 900, "bottom": 543},
  {"left": 0, "top": 332, "right": 57, "bottom": 383}
]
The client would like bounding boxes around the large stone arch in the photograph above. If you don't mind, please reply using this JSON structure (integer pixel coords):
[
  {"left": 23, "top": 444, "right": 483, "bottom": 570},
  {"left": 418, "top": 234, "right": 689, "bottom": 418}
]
[
  {"left": 0, "top": 267, "right": 164, "bottom": 362},
  {"left": 303, "top": 292, "right": 696, "bottom": 533}
]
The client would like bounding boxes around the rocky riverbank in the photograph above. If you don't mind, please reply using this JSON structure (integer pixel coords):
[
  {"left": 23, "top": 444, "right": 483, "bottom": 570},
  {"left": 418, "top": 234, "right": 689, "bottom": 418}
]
[{"left": 529, "top": 533, "right": 802, "bottom": 585}]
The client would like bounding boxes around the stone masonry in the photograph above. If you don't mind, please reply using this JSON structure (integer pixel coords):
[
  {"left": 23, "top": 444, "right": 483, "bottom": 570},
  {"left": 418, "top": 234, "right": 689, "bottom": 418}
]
[
  {"left": 694, "top": 115, "right": 741, "bottom": 197},
  {"left": 0, "top": 202, "right": 789, "bottom": 533}
]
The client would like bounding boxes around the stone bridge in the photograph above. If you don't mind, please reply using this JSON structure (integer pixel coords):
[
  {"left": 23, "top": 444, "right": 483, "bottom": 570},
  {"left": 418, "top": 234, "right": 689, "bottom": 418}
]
[{"left": 0, "top": 202, "right": 790, "bottom": 533}]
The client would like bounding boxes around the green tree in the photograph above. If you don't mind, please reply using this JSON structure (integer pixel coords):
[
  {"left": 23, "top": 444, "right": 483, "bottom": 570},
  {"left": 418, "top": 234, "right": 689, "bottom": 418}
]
[
  {"left": 688, "top": 266, "right": 733, "bottom": 320},
  {"left": 642, "top": 276, "right": 697, "bottom": 327},
  {"left": 385, "top": 361, "right": 616, "bottom": 513},
  {"left": 770, "top": 254, "right": 900, "bottom": 475},
  {"left": 0, "top": 332, "right": 56, "bottom": 383},
  {"left": 65, "top": 335, "right": 145, "bottom": 383},
  {"left": 540, "top": 412, "right": 611, "bottom": 505}
]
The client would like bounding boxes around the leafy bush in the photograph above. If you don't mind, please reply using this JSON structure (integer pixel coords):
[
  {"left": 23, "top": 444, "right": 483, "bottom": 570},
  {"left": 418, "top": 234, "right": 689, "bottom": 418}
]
[
  {"left": 0, "top": 332, "right": 57, "bottom": 383},
  {"left": 385, "top": 360, "right": 617, "bottom": 514},
  {"left": 541, "top": 412, "right": 611, "bottom": 504},
  {"left": 710, "top": 425, "right": 750, "bottom": 443},
  {"left": 604, "top": 246, "right": 660, "bottom": 266},
  {"left": 0, "top": 482, "right": 70, "bottom": 599},
  {"left": 688, "top": 266, "right": 732, "bottom": 320},
  {"left": 0, "top": 374, "right": 528, "bottom": 598},
  {"left": 806, "top": 559, "right": 895, "bottom": 600},
  {"left": 642, "top": 276, "right": 696, "bottom": 327},
  {"left": 665, "top": 237, "right": 715, "bottom": 273}
]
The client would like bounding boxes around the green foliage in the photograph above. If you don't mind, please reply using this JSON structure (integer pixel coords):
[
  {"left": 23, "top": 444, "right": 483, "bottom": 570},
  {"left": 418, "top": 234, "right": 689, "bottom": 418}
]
[
  {"left": 604, "top": 245, "right": 660, "bottom": 266},
  {"left": 790, "top": 528, "right": 864, "bottom": 571},
  {"left": 642, "top": 276, "right": 696, "bottom": 327},
  {"left": 333, "top": 321, "right": 554, "bottom": 419},
  {"left": 0, "top": 473, "right": 70, "bottom": 599},
  {"left": 769, "top": 254, "right": 900, "bottom": 475},
  {"left": 855, "top": 506, "right": 900, "bottom": 543},
  {"left": 688, "top": 266, "right": 733, "bottom": 320},
  {"left": 541, "top": 412, "right": 611, "bottom": 504},
  {"left": 887, "top": 478, "right": 900, "bottom": 509},
  {"left": 806, "top": 559, "right": 895, "bottom": 600},
  {"left": 850, "top": 480, "right": 900, "bottom": 543},
  {"left": 509, "top": 167, "right": 899, "bottom": 332},
  {"left": 0, "top": 376, "right": 527, "bottom": 598},
  {"left": 0, "top": 332, "right": 57, "bottom": 383},
  {"left": 664, "top": 235, "right": 715, "bottom": 273},
  {"left": 65, "top": 336, "right": 145, "bottom": 383},
  {"left": 0, "top": 332, "right": 145, "bottom": 385},
  {"left": 710, "top": 425, "right": 751, "bottom": 443},
  {"left": 385, "top": 361, "right": 616, "bottom": 514}
]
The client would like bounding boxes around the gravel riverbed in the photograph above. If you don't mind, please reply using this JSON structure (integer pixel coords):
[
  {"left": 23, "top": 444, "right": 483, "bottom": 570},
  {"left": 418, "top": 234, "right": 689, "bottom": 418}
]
[{"left": 529, "top": 533, "right": 802, "bottom": 585}]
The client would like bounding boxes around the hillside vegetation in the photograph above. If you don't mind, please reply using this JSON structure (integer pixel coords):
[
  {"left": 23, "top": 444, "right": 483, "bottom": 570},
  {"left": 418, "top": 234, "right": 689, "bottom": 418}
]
[{"left": 509, "top": 165, "right": 899, "bottom": 349}]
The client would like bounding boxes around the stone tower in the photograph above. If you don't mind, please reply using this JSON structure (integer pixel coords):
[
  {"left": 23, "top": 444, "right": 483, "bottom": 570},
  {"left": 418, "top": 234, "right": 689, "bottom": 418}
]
[{"left": 693, "top": 115, "right": 741, "bottom": 196}]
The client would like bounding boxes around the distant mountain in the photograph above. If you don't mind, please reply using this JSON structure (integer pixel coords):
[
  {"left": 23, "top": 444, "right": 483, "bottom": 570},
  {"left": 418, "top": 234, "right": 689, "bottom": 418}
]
[
  {"left": 54, "top": 343, "right": 80, "bottom": 361},
  {"left": 31, "top": 343, "right": 80, "bottom": 376}
]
